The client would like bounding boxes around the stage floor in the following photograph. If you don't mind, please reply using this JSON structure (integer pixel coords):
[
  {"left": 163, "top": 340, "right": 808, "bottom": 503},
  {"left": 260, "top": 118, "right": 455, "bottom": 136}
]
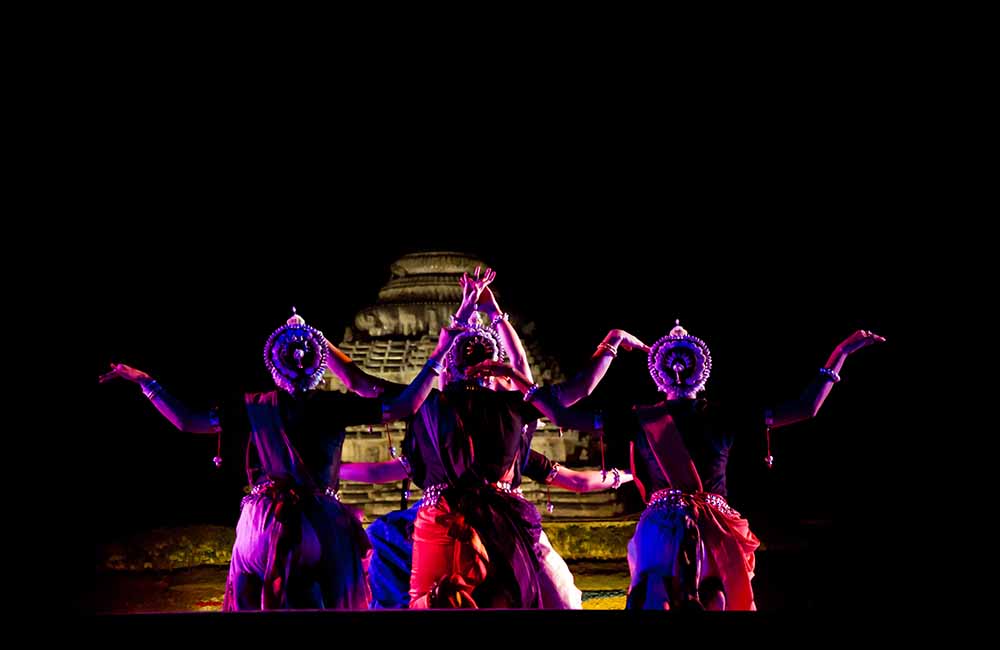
[{"left": 90, "top": 545, "right": 832, "bottom": 614}]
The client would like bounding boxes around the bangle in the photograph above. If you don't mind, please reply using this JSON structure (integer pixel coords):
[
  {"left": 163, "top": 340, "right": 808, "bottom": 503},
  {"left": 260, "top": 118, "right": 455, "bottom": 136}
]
[
  {"left": 601, "top": 467, "right": 622, "bottom": 490},
  {"left": 596, "top": 342, "right": 618, "bottom": 358},
  {"left": 426, "top": 358, "right": 445, "bottom": 375},
  {"left": 524, "top": 384, "right": 541, "bottom": 402},
  {"left": 208, "top": 406, "right": 222, "bottom": 433},
  {"left": 545, "top": 462, "right": 561, "bottom": 484},
  {"left": 819, "top": 367, "right": 841, "bottom": 383},
  {"left": 141, "top": 379, "right": 163, "bottom": 400},
  {"left": 490, "top": 312, "right": 510, "bottom": 328},
  {"left": 397, "top": 455, "right": 413, "bottom": 478}
]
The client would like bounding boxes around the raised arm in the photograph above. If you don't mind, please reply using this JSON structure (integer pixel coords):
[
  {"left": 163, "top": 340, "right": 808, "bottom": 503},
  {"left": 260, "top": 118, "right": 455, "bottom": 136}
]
[
  {"left": 553, "top": 330, "right": 650, "bottom": 406},
  {"left": 476, "top": 282, "right": 533, "bottom": 383},
  {"left": 465, "top": 360, "right": 604, "bottom": 433},
  {"left": 451, "top": 267, "right": 534, "bottom": 382},
  {"left": 326, "top": 342, "right": 391, "bottom": 398},
  {"left": 380, "top": 325, "right": 461, "bottom": 422},
  {"left": 768, "top": 329, "right": 886, "bottom": 428},
  {"left": 99, "top": 363, "right": 219, "bottom": 434}
]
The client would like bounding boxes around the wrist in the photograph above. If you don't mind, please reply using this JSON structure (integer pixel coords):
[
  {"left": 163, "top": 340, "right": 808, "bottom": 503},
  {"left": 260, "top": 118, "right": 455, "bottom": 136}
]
[
  {"left": 428, "top": 348, "right": 449, "bottom": 366},
  {"left": 141, "top": 379, "right": 163, "bottom": 400},
  {"left": 603, "top": 331, "right": 624, "bottom": 346},
  {"left": 595, "top": 334, "right": 619, "bottom": 358},
  {"left": 451, "top": 307, "right": 478, "bottom": 327},
  {"left": 818, "top": 367, "right": 841, "bottom": 383},
  {"left": 425, "top": 356, "right": 445, "bottom": 376},
  {"left": 488, "top": 311, "right": 509, "bottom": 328}
]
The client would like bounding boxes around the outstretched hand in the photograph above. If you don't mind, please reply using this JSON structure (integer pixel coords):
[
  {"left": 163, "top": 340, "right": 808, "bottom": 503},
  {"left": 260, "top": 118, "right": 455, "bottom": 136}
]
[
  {"left": 458, "top": 266, "right": 496, "bottom": 308},
  {"left": 607, "top": 329, "right": 650, "bottom": 354},
  {"left": 99, "top": 362, "right": 152, "bottom": 385},
  {"left": 836, "top": 329, "right": 886, "bottom": 355}
]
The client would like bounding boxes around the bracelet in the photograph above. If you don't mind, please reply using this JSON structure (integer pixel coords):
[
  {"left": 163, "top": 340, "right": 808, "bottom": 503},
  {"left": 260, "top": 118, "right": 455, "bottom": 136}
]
[
  {"left": 426, "top": 358, "right": 445, "bottom": 375},
  {"left": 819, "top": 367, "right": 841, "bottom": 383},
  {"left": 595, "top": 342, "right": 618, "bottom": 358},
  {"left": 524, "top": 384, "right": 541, "bottom": 402},
  {"left": 141, "top": 379, "right": 164, "bottom": 400},
  {"left": 397, "top": 455, "right": 413, "bottom": 478},
  {"left": 490, "top": 312, "right": 510, "bottom": 328},
  {"left": 544, "top": 462, "right": 561, "bottom": 484},
  {"left": 600, "top": 467, "right": 622, "bottom": 490},
  {"left": 208, "top": 406, "right": 222, "bottom": 433}
]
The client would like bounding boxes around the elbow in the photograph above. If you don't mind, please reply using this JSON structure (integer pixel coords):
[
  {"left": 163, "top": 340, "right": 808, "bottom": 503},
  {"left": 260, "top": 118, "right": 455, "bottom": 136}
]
[
  {"left": 779, "top": 407, "right": 815, "bottom": 428},
  {"left": 349, "top": 378, "right": 384, "bottom": 399},
  {"left": 581, "top": 378, "right": 599, "bottom": 399},
  {"left": 562, "top": 386, "right": 593, "bottom": 408},
  {"left": 552, "top": 407, "right": 584, "bottom": 432}
]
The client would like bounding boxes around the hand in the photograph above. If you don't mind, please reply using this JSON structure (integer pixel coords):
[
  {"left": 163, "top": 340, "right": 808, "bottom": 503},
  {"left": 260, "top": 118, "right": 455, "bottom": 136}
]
[
  {"left": 605, "top": 329, "right": 650, "bottom": 353},
  {"left": 835, "top": 329, "right": 886, "bottom": 355},
  {"left": 99, "top": 362, "right": 153, "bottom": 385},
  {"left": 465, "top": 266, "right": 496, "bottom": 301},
  {"left": 456, "top": 266, "right": 496, "bottom": 318}
]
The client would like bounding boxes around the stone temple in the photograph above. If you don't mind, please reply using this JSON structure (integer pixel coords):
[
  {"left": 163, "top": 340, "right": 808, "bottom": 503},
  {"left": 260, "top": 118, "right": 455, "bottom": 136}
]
[{"left": 324, "top": 251, "right": 623, "bottom": 520}]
